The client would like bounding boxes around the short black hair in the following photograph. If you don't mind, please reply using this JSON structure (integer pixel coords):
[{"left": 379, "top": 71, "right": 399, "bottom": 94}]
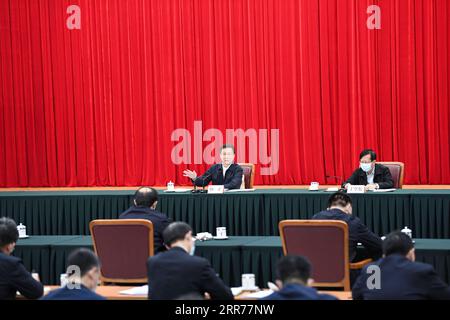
[
  {"left": 67, "top": 248, "right": 100, "bottom": 277},
  {"left": 359, "top": 149, "right": 376, "bottom": 161},
  {"left": 220, "top": 144, "right": 235, "bottom": 154},
  {"left": 163, "top": 222, "right": 192, "bottom": 246},
  {"left": 327, "top": 192, "right": 352, "bottom": 208},
  {"left": 133, "top": 187, "right": 158, "bottom": 207},
  {"left": 383, "top": 231, "right": 414, "bottom": 256},
  {"left": 0, "top": 217, "right": 19, "bottom": 247},
  {"left": 276, "top": 255, "right": 311, "bottom": 284}
]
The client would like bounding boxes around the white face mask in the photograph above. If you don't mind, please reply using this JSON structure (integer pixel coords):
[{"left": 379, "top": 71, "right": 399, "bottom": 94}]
[{"left": 360, "top": 162, "right": 372, "bottom": 172}]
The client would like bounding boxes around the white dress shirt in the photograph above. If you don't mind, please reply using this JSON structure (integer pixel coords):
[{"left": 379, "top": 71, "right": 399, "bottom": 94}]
[{"left": 222, "top": 164, "right": 231, "bottom": 178}]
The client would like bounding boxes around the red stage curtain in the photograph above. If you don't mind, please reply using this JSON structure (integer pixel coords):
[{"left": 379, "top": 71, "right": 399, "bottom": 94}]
[{"left": 0, "top": 0, "right": 449, "bottom": 186}]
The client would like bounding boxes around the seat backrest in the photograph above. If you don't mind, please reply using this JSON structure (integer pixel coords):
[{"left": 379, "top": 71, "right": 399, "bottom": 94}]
[
  {"left": 279, "top": 220, "right": 350, "bottom": 290},
  {"left": 378, "top": 162, "right": 405, "bottom": 188},
  {"left": 238, "top": 163, "right": 255, "bottom": 189},
  {"left": 89, "top": 219, "right": 154, "bottom": 283}
]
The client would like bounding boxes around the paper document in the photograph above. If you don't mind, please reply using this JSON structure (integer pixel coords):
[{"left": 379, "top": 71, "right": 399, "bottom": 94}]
[
  {"left": 119, "top": 285, "right": 148, "bottom": 295},
  {"left": 225, "top": 189, "right": 256, "bottom": 193},
  {"left": 240, "top": 290, "right": 273, "bottom": 299},
  {"left": 371, "top": 188, "right": 396, "bottom": 192},
  {"left": 231, "top": 287, "right": 244, "bottom": 296},
  {"left": 163, "top": 188, "right": 191, "bottom": 193}
]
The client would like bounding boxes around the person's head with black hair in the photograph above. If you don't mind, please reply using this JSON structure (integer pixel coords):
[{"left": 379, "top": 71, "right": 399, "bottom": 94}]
[
  {"left": 327, "top": 192, "right": 353, "bottom": 215},
  {"left": 0, "top": 217, "right": 19, "bottom": 255},
  {"left": 163, "top": 222, "right": 195, "bottom": 254},
  {"left": 220, "top": 144, "right": 236, "bottom": 167},
  {"left": 383, "top": 231, "right": 415, "bottom": 261},
  {"left": 275, "top": 255, "right": 313, "bottom": 288},
  {"left": 66, "top": 248, "right": 101, "bottom": 291},
  {"left": 133, "top": 187, "right": 158, "bottom": 209},
  {"left": 359, "top": 149, "right": 377, "bottom": 173}
]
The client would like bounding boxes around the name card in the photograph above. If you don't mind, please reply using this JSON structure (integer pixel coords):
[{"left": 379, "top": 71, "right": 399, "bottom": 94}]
[
  {"left": 347, "top": 185, "right": 365, "bottom": 194},
  {"left": 208, "top": 185, "right": 225, "bottom": 194}
]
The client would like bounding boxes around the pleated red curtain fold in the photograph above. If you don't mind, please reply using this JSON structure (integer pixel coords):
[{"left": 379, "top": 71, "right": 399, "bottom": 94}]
[{"left": 0, "top": 0, "right": 449, "bottom": 186}]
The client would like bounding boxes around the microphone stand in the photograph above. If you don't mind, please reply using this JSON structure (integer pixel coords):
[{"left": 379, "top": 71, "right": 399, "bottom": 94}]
[
  {"left": 191, "top": 174, "right": 211, "bottom": 194},
  {"left": 191, "top": 177, "right": 200, "bottom": 193},
  {"left": 200, "top": 174, "right": 211, "bottom": 193}
]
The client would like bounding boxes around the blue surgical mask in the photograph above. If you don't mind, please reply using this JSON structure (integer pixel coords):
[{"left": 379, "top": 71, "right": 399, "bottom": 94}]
[{"left": 360, "top": 162, "right": 372, "bottom": 172}]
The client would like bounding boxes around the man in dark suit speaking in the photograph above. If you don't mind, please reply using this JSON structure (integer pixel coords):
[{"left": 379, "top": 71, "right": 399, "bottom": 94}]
[
  {"left": 343, "top": 149, "right": 394, "bottom": 190},
  {"left": 183, "top": 144, "right": 243, "bottom": 190}
]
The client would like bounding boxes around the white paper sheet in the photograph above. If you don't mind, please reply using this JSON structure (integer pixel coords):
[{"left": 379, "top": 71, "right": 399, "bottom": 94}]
[
  {"left": 225, "top": 189, "right": 256, "bottom": 193},
  {"left": 371, "top": 188, "right": 396, "bottom": 192},
  {"left": 163, "top": 188, "right": 192, "bottom": 193},
  {"left": 119, "top": 285, "right": 148, "bottom": 295},
  {"left": 240, "top": 290, "right": 273, "bottom": 299}
]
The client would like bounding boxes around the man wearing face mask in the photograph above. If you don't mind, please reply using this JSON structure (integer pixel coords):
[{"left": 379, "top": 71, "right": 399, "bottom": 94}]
[
  {"left": 343, "top": 149, "right": 394, "bottom": 191},
  {"left": 312, "top": 192, "right": 382, "bottom": 263},
  {"left": 147, "top": 222, "right": 233, "bottom": 300},
  {"left": 42, "top": 249, "right": 105, "bottom": 300},
  {"left": 0, "top": 217, "right": 44, "bottom": 300},
  {"left": 119, "top": 187, "right": 171, "bottom": 253}
]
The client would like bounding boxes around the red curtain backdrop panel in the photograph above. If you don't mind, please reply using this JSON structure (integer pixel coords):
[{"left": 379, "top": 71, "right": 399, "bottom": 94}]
[{"left": 0, "top": 0, "right": 449, "bottom": 187}]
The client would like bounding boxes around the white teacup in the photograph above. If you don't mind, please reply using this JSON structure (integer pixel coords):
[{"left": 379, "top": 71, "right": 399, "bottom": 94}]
[
  {"left": 60, "top": 273, "right": 68, "bottom": 287},
  {"left": 17, "top": 223, "right": 27, "bottom": 238},
  {"left": 216, "top": 227, "right": 227, "bottom": 239},
  {"left": 242, "top": 273, "right": 256, "bottom": 290},
  {"left": 309, "top": 182, "right": 319, "bottom": 191}
]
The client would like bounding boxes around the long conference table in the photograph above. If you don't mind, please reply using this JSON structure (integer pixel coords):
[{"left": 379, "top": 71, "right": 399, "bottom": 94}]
[
  {"left": 18, "top": 286, "right": 352, "bottom": 300},
  {"left": 14, "top": 236, "right": 450, "bottom": 287},
  {"left": 1, "top": 189, "right": 450, "bottom": 238}
]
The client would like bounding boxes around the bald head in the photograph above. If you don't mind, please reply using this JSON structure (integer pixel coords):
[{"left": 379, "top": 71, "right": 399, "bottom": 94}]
[{"left": 133, "top": 187, "right": 158, "bottom": 208}]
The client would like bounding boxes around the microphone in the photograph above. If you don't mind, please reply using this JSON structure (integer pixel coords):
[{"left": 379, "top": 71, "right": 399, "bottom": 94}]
[
  {"left": 191, "top": 173, "right": 211, "bottom": 194},
  {"left": 191, "top": 177, "right": 200, "bottom": 193},
  {"left": 199, "top": 173, "right": 211, "bottom": 193}
]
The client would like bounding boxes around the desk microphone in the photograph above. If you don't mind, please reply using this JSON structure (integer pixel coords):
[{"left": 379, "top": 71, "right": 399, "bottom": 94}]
[{"left": 191, "top": 174, "right": 211, "bottom": 193}]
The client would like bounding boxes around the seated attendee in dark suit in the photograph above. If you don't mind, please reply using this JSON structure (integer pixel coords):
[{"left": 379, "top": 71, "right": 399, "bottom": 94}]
[
  {"left": 0, "top": 217, "right": 43, "bottom": 300},
  {"left": 119, "top": 187, "right": 171, "bottom": 253},
  {"left": 42, "top": 248, "right": 105, "bottom": 300},
  {"left": 147, "top": 222, "right": 234, "bottom": 300},
  {"left": 353, "top": 232, "right": 450, "bottom": 300},
  {"left": 312, "top": 192, "right": 382, "bottom": 263},
  {"left": 183, "top": 144, "right": 243, "bottom": 190},
  {"left": 262, "top": 255, "right": 337, "bottom": 300},
  {"left": 343, "top": 149, "right": 394, "bottom": 190}
]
